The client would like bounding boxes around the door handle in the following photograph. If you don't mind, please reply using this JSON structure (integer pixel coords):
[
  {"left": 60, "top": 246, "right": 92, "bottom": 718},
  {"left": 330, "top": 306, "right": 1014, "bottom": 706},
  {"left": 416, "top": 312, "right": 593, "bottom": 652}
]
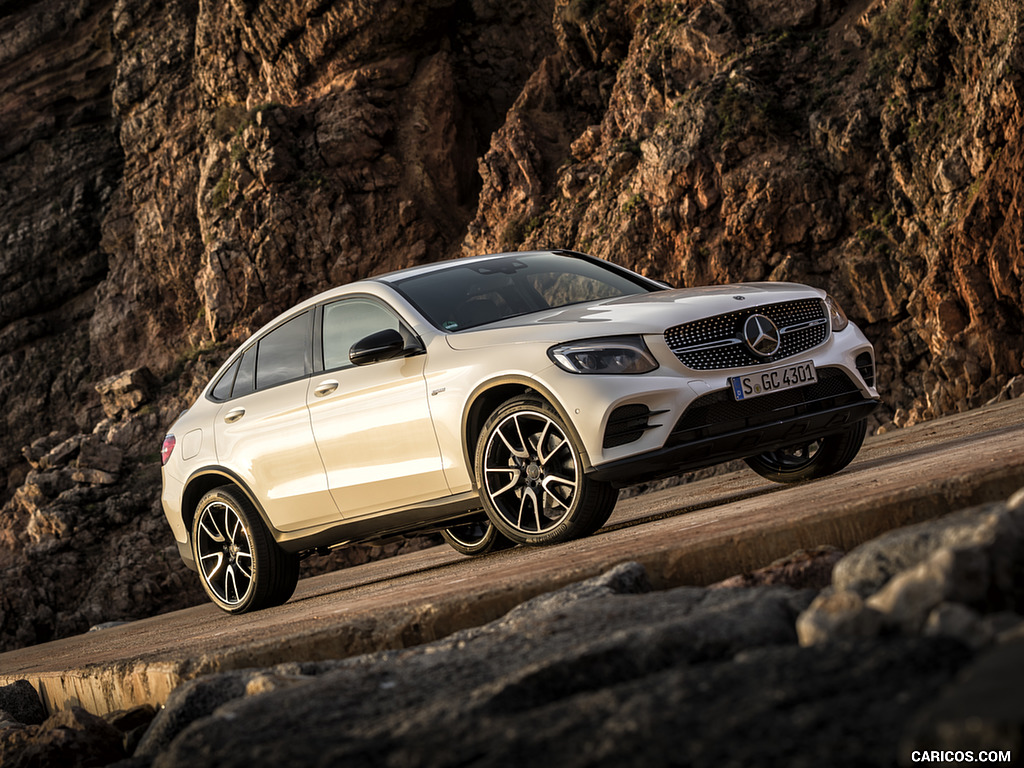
[
  {"left": 314, "top": 379, "right": 339, "bottom": 397},
  {"left": 224, "top": 407, "right": 246, "bottom": 424}
]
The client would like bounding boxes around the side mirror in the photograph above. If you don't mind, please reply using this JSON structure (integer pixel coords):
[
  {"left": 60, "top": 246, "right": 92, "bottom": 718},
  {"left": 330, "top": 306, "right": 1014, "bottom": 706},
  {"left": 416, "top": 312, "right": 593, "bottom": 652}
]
[{"left": 349, "top": 329, "right": 409, "bottom": 366}]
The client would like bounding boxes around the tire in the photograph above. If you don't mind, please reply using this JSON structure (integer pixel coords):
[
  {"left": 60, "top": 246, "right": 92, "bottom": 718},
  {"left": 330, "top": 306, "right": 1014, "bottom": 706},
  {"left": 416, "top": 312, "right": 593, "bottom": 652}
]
[
  {"left": 440, "top": 515, "right": 515, "bottom": 556},
  {"left": 191, "top": 486, "right": 300, "bottom": 614},
  {"left": 744, "top": 418, "right": 868, "bottom": 484},
  {"left": 475, "top": 396, "right": 617, "bottom": 545}
]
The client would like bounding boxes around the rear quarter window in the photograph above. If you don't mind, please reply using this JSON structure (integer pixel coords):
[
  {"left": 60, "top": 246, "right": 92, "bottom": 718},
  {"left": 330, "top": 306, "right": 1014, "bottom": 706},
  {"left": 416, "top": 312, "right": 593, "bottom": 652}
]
[{"left": 210, "top": 358, "right": 240, "bottom": 401}]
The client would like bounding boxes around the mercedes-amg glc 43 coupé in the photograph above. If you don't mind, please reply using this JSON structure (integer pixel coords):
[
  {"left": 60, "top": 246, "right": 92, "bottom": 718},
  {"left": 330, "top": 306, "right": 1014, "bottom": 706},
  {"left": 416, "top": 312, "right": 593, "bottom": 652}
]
[{"left": 160, "top": 250, "right": 879, "bottom": 612}]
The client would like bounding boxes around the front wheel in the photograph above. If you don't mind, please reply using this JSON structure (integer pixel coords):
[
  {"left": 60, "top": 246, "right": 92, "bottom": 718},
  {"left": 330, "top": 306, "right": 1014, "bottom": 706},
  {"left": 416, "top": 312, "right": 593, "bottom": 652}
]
[
  {"left": 192, "top": 486, "right": 299, "bottom": 613},
  {"left": 475, "top": 397, "right": 617, "bottom": 545},
  {"left": 744, "top": 418, "right": 867, "bottom": 483},
  {"left": 441, "top": 515, "right": 515, "bottom": 556}
]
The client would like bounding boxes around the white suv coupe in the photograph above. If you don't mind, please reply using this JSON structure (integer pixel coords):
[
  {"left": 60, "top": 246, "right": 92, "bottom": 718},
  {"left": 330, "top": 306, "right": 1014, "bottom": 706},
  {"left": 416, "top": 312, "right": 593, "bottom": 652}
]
[{"left": 160, "top": 250, "right": 879, "bottom": 612}]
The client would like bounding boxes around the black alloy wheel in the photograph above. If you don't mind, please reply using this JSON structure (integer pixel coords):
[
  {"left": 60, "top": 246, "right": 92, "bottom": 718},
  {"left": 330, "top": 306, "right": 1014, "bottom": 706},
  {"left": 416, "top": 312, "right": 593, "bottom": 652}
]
[
  {"left": 440, "top": 515, "right": 515, "bottom": 556},
  {"left": 192, "top": 486, "right": 299, "bottom": 613},
  {"left": 475, "top": 396, "right": 617, "bottom": 545},
  {"left": 744, "top": 418, "right": 868, "bottom": 483}
]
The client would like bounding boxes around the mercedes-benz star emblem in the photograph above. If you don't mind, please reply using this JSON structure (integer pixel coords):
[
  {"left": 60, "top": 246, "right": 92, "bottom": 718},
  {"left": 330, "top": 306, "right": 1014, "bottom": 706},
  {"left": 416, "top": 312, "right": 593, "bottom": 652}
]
[{"left": 743, "top": 314, "right": 781, "bottom": 357}]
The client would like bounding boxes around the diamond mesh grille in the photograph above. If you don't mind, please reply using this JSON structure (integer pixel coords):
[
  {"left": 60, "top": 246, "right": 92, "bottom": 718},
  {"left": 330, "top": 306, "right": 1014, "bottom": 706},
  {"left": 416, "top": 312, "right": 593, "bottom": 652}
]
[{"left": 664, "top": 298, "right": 828, "bottom": 370}]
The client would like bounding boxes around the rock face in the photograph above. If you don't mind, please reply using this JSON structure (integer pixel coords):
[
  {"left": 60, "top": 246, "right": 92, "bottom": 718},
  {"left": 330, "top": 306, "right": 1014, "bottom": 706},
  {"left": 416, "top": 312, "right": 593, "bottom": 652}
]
[{"left": 1, "top": 0, "right": 1023, "bottom": 651}]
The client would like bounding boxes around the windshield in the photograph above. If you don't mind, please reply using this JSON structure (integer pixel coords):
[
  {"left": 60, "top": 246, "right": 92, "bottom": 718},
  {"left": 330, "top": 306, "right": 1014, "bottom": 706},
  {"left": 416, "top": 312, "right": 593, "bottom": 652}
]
[{"left": 391, "top": 253, "right": 660, "bottom": 331}]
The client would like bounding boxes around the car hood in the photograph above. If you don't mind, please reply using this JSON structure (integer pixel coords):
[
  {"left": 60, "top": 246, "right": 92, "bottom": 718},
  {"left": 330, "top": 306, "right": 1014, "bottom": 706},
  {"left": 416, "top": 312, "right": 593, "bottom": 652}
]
[{"left": 445, "top": 282, "right": 825, "bottom": 350}]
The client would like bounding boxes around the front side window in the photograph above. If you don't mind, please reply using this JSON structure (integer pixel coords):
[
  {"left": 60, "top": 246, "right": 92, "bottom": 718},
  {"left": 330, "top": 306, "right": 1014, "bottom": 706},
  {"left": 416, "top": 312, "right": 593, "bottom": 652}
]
[
  {"left": 255, "top": 312, "right": 310, "bottom": 390},
  {"left": 322, "top": 298, "right": 408, "bottom": 371}
]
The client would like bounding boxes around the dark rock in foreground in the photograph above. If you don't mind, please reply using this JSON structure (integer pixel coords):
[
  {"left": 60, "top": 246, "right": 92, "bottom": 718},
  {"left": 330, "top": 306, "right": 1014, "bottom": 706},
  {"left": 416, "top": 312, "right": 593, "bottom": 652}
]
[
  {"left": 0, "top": 707, "right": 132, "bottom": 768},
  {"left": 6, "top": 489, "right": 1024, "bottom": 767},
  {"left": 0, "top": 680, "right": 46, "bottom": 727},
  {"left": 140, "top": 490, "right": 1024, "bottom": 767},
  {"left": 152, "top": 639, "right": 971, "bottom": 768},
  {"left": 143, "top": 566, "right": 971, "bottom": 768}
]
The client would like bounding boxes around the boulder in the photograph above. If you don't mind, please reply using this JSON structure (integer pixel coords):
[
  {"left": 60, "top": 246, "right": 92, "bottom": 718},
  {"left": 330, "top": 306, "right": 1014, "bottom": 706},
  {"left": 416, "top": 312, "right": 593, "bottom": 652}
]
[
  {"left": 711, "top": 545, "right": 844, "bottom": 591},
  {"left": 0, "top": 707, "right": 125, "bottom": 768},
  {"left": 831, "top": 501, "right": 1008, "bottom": 597},
  {"left": 71, "top": 468, "right": 119, "bottom": 486},
  {"left": 37, "top": 436, "right": 85, "bottom": 471},
  {"left": 799, "top": 490, "right": 1024, "bottom": 645},
  {"left": 796, "top": 588, "right": 884, "bottom": 646},
  {"left": 94, "top": 368, "right": 156, "bottom": 419},
  {"left": 134, "top": 672, "right": 249, "bottom": 757},
  {"left": 76, "top": 439, "right": 123, "bottom": 475},
  {"left": 0, "top": 681, "right": 45, "bottom": 726}
]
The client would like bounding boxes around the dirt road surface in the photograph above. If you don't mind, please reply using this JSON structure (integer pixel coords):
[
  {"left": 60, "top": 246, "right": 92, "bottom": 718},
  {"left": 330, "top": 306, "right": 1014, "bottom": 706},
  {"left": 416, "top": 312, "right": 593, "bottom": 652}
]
[{"left": 2, "top": 398, "right": 1024, "bottom": 715}]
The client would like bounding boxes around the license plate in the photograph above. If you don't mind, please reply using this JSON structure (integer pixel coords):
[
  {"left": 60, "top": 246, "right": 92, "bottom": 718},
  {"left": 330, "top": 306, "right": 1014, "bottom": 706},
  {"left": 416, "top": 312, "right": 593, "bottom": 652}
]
[{"left": 731, "top": 361, "right": 817, "bottom": 401}]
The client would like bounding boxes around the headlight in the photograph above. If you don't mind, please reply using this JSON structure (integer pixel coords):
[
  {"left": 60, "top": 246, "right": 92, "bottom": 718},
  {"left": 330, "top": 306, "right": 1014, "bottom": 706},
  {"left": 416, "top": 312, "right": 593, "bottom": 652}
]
[
  {"left": 825, "top": 295, "right": 849, "bottom": 332},
  {"left": 549, "top": 337, "right": 658, "bottom": 374}
]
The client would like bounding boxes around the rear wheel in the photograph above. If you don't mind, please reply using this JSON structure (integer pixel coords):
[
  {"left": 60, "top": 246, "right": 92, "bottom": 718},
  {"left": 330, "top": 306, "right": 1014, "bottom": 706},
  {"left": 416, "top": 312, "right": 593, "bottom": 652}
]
[
  {"left": 192, "top": 486, "right": 299, "bottom": 613},
  {"left": 475, "top": 397, "right": 617, "bottom": 545},
  {"left": 441, "top": 515, "right": 514, "bottom": 556},
  {"left": 744, "top": 418, "right": 867, "bottom": 483}
]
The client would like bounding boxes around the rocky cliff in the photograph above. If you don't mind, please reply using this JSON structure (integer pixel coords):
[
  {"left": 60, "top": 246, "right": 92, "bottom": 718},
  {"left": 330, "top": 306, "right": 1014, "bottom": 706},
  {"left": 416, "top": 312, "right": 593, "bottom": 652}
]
[{"left": 0, "top": 0, "right": 1022, "bottom": 652}]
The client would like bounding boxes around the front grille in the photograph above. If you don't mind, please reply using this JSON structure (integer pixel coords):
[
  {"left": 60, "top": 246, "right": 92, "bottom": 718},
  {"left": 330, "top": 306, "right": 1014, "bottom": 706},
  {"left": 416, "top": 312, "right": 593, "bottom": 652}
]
[
  {"left": 668, "top": 367, "right": 862, "bottom": 446},
  {"left": 665, "top": 298, "right": 829, "bottom": 370}
]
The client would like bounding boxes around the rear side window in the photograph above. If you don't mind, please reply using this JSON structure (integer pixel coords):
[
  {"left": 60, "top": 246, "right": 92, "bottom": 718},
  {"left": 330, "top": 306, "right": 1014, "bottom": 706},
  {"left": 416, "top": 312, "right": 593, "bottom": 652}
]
[
  {"left": 255, "top": 312, "right": 310, "bottom": 389},
  {"left": 206, "top": 311, "right": 312, "bottom": 401}
]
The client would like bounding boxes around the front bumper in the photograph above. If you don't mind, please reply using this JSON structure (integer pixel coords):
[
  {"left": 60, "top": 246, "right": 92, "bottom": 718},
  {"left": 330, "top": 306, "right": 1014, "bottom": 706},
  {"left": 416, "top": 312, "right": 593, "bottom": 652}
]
[
  {"left": 589, "top": 378, "right": 879, "bottom": 485},
  {"left": 542, "top": 316, "right": 879, "bottom": 475}
]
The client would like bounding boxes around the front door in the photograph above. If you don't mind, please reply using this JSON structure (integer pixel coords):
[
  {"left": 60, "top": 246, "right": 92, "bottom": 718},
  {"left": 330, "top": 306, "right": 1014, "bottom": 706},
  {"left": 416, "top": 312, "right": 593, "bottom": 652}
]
[{"left": 306, "top": 297, "right": 450, "bottom": 518}]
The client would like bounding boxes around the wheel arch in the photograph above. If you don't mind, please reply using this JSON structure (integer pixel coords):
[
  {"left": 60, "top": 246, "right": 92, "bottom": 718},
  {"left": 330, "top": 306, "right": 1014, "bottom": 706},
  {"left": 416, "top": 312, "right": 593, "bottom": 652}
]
[
  {"left": 181, "top": 467, "right": 278, "bottom": 544},
  {"left": 461, "top": 376, "right": 595, "bottom": 483}
]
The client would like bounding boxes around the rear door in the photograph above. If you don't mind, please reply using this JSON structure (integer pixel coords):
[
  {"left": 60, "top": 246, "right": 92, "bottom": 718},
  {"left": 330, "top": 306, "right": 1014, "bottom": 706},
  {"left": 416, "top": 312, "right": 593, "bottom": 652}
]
[{"left": 213, "top": 311, "right": 342, "bottom": 532}]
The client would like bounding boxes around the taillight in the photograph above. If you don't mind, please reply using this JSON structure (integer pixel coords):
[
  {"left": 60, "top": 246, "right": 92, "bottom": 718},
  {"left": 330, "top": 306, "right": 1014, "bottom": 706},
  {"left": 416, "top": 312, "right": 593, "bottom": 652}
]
[{"left": 161, "top": 435, "right": 176, "bottom": 466}]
